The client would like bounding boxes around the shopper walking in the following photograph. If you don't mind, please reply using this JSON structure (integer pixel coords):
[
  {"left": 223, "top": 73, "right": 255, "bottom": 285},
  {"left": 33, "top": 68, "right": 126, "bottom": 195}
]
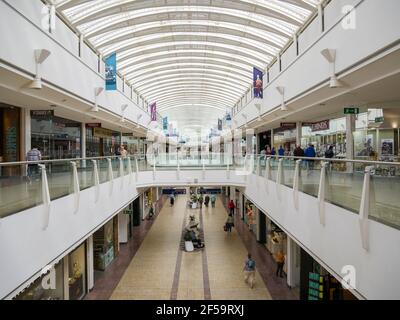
[
  {"left": 275, "top": 250, "right": 285, "bottom": 278},
  {"left": 198, "top": 194, "right": 203, "bottom": 209},
  {"left": 204, "top": 194, "right": 210, "bottom": 207},
  {"left": 293, "top": 144, "right": 304, "bottom": 158},
  {"left": 169, "top": 193, "right": 175, "bottom": 206},
  {"left": 228, "top": 199, "right": 235, "bottom": 215},
  {"left": 120, "top": 145, "right": 128, "bottom": 158},
  {"left": 243, "top": 253, "right": 256, "bottom": 289},
  {"left": 304, "top": 143, "right": 316, "bottom": 173},
  {"left": 278, "top": 145, "right": 285, "bottom": 157},
  {"left": 325, "top": 145, "right": 334, "bottom": 159},
  {"left": 210, "top": 194, "right": 216, "bottom": 208},
  {"left": 225, "top": 213, "right": 234, "bottom": 233}
]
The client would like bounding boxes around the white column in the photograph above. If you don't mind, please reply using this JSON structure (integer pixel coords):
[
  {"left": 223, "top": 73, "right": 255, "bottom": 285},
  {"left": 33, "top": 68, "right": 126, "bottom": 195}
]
[
  {"left": 296, "top": 122, "right": 302, "bottom": 146},
  {"left": 63, "top": 257, "right": 69, "bottom": 300},
  {"left": 229, "top": 186, "right": 235, "bottom": 202},
  {"left": 81, "top": 123, "right": 86, "bottom": 158},
  {"left": 86, "top": 235, "right": 94, "bottom": 291},
  {"left": 22, "top": 108, "right": 31, "bottom": 160},
  {"left": 270, "top": 129, "right": 274, "bottom": 149},
  {"left": 286, "top": 237, "right": 300, "bottom": 288},
  {"left": 346, "top": 115, "right": 355, "bottom": 172}
]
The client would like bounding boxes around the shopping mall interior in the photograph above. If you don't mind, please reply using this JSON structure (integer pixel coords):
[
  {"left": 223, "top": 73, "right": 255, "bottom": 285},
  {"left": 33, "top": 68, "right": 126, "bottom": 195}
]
[{"left": 0, "top": 0, "right": 399, "bottom": 303}]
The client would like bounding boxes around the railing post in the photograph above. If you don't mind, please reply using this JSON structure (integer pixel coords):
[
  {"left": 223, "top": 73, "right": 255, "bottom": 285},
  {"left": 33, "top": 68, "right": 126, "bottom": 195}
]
[
  {"left": 153, "top": 161, "right": 156, "bottom": 181},
  {"left": 177, "top": 158, "right": 181, "bottom": 180},
  {"left": 202, "top": 162, "right": 205, "bottom": 180},
  {"left": 92, "top": 160, "right": 100, "bottom": 203},
  {"left": 359, "top": 166, "right": 374, "bottom": 251},
  {"left": 135, "top": 157, "right": 139, "bottom": 182},
  {"left": 265, "top": 157, "right": 271, "bottom": 193},
  {"left": 127, "top": 157, "right": 133, "bottom": 185},
  {"left": 293, "top": 160, "right": 301, "bottom": 210},
  {"left": 318, "top": 162, "right": 328, "bottom": 226},
  {"left": 226, "top": 162, "right": 230, "bottom": 179},
  {"left": 276, "top": 158, "right": 284, "bottom": 199},
  {"left": 119, "top": 157, "right": 124, "bottom": 189},
  {"left": 38, "top": 164, "right": 51, "bottom": 230},
  {"left": 70, "top": 161, "right": 80, "bottom": 214},
  {"left": 107, "top": 158, "right": 114, "bottom": 196},
  {"left": 256, "top": 156, "right": 261, "bottom": 176}
]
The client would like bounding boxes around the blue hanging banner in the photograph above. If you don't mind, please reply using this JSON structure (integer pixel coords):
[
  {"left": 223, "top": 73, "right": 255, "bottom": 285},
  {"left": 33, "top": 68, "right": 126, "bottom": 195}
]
[
  {"left": 163, "top": 117, "right": 168, "bottom": 131},
  {"left": 105, "top": 53, "right": 117, "bottom": 90},
  {"left": 253, "top": 67, "right": 264, "bottom": 99}
]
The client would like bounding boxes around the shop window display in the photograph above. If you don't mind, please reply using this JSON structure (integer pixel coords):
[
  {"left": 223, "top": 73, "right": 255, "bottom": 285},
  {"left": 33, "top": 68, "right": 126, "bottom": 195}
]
[
  {"left": 93, "top": 219, "right": 117, "bottom": 271},
  {"left": 14, "top": 262, "right": 64, "bottom": 300},
  {"left": 68, "top": 244, "right": 87, "bottom": 300}
]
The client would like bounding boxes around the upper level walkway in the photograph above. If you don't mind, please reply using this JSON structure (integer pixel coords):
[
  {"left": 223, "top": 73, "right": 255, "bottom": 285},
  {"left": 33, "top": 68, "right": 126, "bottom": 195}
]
[{"left": 1, "top": 153, "right": 400, "bottom": 299}]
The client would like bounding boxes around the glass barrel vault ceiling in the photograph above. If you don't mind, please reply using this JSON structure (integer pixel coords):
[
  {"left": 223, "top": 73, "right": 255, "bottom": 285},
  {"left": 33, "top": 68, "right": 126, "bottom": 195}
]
[{"left": 54, "top": 0, "right": 321, "bottom": 133}]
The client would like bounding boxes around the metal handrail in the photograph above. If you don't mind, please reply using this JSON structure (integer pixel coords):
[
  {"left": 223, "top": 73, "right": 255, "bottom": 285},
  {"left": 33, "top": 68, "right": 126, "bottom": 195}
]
[{"left": 1, "top": 153, "right": 399, "bottom": 167}]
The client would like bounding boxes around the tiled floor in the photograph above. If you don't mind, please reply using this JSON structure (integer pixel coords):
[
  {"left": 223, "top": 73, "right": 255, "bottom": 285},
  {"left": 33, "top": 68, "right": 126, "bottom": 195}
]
[{"left": 87, "top": 194, "right": 297, "bottom": 300}]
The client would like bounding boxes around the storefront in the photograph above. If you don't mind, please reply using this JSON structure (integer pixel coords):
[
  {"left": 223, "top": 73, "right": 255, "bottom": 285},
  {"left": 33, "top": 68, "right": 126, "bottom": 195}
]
[
  {"left": 14, "top": 262, "right": 64, "bottom": 300},
  {"left": 273, "top": 124, "right": 297, "bottom": 155},
  {"left": 300, "top": 248, "right": 358, "bottom": 300},
  {"left": 354, "top": 108, "right": 400, "bottom": 163},
  {"left": 265, "top": 218, "right": 288, "bottom": 274},
  {"left": 0, "top": 104, "right": 21, "bottom": 165},
  {"left": 243, "top": 198, "right": 256, "bottom": 233},
  {"left": 86, "top": 126, "right": 121, "bottom": 157},
  {"left": 93, "top": 216, "right": 119, "bottom": 272},
  {"left": 258, "top": 131, "right": 272, "bottom": 153},
  {"left": 301, "top": 118, "right": 347, "bottom": 158},
  {"left": 67, "top": 243, "right": 87, "bottom": 300},
  {"left": 31, "top": 111, "right": 81, "bottom": 159},
  {"left": 121, "top": 134, "right": 145, "bottom": 156}
]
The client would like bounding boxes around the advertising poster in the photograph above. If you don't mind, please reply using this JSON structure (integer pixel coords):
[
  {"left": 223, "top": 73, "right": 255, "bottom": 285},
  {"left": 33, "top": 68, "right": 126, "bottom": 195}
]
[
  {"left": 253, "top": 67, "right": 264, "bottom": 99},
  {"left": 150, "top": 102, "right": 157, "bottom": 122},
  {"left": 163, "top": 117, "right": 168, "bottom": 131},
  {"left": 218, "top": 118, "right": 222, "bottom": 131},
  {"left": 381, "top": 139, "right": 394, "bottom": 156},
  {"left": 105, "top": 53, "right": 117, "bottom": 90}
]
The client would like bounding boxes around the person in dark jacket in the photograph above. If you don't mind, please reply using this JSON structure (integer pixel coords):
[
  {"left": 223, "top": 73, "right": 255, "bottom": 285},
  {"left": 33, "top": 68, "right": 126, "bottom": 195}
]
[
  {"left": 325, "top": 145, "right": 334, "bottom": 159},
  {"left": 278, "top": 146, "right": 285, "bottom": 157},
  {"left": 204, "top": 194, "right": 210, "bottom": 207},
  {"left": 304, "top": 144, "right": 316, "bottom": 172},
  {"left": 293, "top": 145, "right": 305, "bottom": 158}
]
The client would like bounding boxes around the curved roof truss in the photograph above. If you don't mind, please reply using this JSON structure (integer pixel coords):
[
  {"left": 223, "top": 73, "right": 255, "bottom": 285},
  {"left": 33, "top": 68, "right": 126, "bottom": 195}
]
[{"left": 55, "top": 0, "right": 320, "bottom": 130}]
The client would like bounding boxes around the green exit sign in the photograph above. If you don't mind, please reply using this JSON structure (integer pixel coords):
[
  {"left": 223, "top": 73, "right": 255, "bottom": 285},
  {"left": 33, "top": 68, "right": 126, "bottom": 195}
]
[{"left": 344, "top": 107, "right": 360, "bottom": 115}]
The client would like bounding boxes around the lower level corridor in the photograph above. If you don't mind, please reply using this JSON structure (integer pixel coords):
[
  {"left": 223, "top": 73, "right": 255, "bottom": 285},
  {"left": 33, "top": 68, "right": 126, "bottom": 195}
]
[{"left": 101, "top": 194, "right": 283, "bottom": 300}]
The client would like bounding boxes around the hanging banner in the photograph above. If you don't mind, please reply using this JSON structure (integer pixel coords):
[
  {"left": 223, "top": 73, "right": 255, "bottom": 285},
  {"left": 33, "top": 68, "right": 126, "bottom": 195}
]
[
  {"left": 253, "top": 67, "right": 264, "bottom": 99},
  {"left": 218, "top": 118, "right": 222, "bottom": 131},
  {"left": 163, "top": 117, "right": 168, "bottom": 131},
  {"left": 105, "top": 53, "right": 117, "bottom": 90},
  {"left": 150, "top": 102, "right": 157, "bottom": 121}
]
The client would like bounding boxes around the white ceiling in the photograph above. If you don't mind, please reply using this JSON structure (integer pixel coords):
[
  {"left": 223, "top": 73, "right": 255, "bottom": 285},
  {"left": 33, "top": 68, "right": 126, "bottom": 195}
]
[{"left": 54, "top": 0, "right": 321, "bottom": 132}]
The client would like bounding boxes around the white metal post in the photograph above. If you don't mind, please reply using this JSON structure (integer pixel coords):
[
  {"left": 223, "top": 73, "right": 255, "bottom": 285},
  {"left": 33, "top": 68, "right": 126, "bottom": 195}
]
[
  {"left": 276, "top": 158, "right": 284, "bottom": 199},
  {"left": 135, "top": 157, "right": 139, "bottom": 182},
  {"left": 177, "top": 158, "right": 181, "bottom": 180},
  {"left": 359, "top": 166, "right": 374, "bottom": 251},
  {"left": 119, "top": 157, "right": 124, "bottom": 189},
  {"left": 86, "top": 235, "right": 94, "bottom": 290},
  {"left": 39, "top": 164, "right": 51, "bottom": 230},
  {"left": 70, "top": 161, "right": 80, "bottom": 214},
  {"left": 107, "top": 158, "right": 114, "bottom": 196},
  {"left": 317, "top": 162, "right": 328, "bottom": 226},
  {"left": 293, "top": 160, "right": 301, "bottom": 210},
  {"left": 92, "top": 160, "right": 100, "bottom": 203},
  {"left": 226, "top": 162, "right": 230, "bottom": 179},
  {"left": 265, "top": 157, "right": 271, "bottom": 193},
  {"left": 127, "top": 157, "right": 133, "bottom": 185},
  {"left": 202, "top": 162, "right": 205, "bottom": 180}
]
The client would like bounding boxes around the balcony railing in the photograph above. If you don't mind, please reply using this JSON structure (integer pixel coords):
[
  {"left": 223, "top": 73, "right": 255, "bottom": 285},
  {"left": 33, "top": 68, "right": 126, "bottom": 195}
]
[{"left": 0, "top": 154, "right": 399, "bottom": 233}]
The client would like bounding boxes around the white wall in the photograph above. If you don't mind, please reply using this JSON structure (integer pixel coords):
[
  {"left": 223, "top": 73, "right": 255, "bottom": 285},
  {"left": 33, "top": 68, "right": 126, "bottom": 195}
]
[
  {"left": 234, "top": 0, "right": 400, "bottom": 128},
  {"left": 244, "top": 174, "right": 400, "bottom": 300},
  {"left": 0, "top": 0, "right": 150, "bottom": 127}
]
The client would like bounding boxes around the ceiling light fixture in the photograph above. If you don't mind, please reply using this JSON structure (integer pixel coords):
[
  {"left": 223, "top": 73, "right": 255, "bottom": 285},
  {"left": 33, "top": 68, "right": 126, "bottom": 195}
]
[
  {"left": 28, "top": 49, "right": 51, "bottom": 89},
  {"left": 276, "top": 86, "right": 287, "bottom": 111},
  {"left": 92, "top": 87, "right": 104, "bottom": 112},
  {"left": 321, "top": 49, "right": 342, "bottom": 88}
]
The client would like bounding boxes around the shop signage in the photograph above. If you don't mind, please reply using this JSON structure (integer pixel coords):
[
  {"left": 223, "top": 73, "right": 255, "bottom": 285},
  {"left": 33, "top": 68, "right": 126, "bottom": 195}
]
[
  {"left": 375, "top": 116, "right": 384, "bottom": 123},
  {"left": 311, "top": 120, "right": 330, "bottom": 132},
  {"left": 344, "top": 107, "right": 360, "bottom": 115},
  {"left": 308, "top": 272, "right": 324, "bottom": 300},
  {"left": 31, "top": 110, "right": 54, "bottom": 118},
  {"left": 93, "top": 127, "right": 113, "bottom": 138},
  {"left": 280, "top": 122, "right": 297, "bottom": 129},
  {"left": 86, "top": 123, "right": 102, "bottom": 128}
]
